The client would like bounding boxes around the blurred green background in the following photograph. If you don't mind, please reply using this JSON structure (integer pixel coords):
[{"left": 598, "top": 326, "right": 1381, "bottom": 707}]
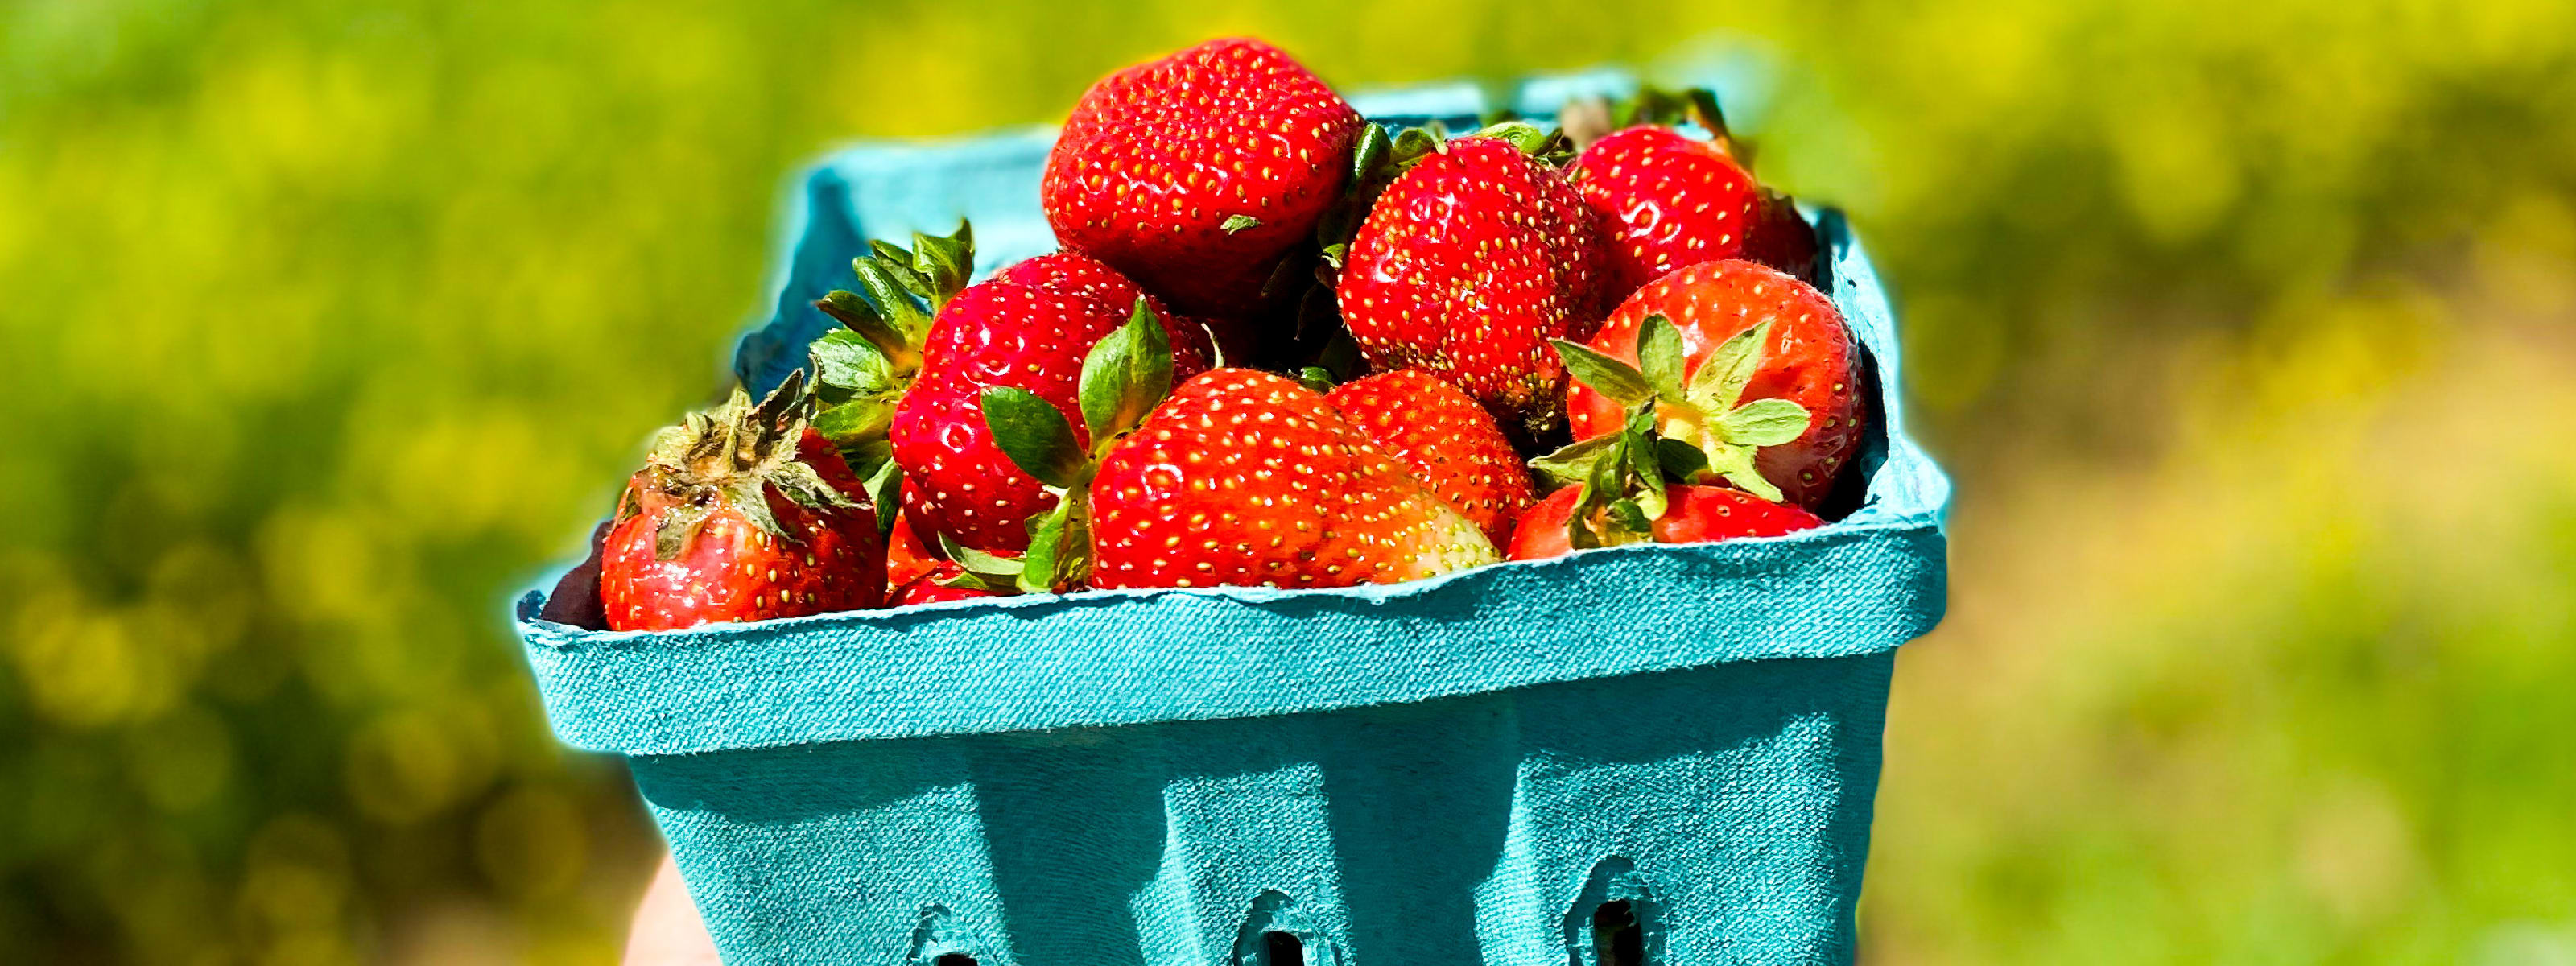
[{"left": 5, "top": 0, "right": 2573, "bottom": 962}]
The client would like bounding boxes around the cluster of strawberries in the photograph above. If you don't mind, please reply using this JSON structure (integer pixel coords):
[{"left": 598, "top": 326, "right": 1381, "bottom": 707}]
[{"left": 595, "top": 39, "right": 1866, "bottom": 631}]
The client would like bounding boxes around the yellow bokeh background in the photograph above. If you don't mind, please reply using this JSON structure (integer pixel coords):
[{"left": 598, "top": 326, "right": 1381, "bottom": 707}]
[{"left": 4, "top": 0, "right": 2572, "bottom": 963}]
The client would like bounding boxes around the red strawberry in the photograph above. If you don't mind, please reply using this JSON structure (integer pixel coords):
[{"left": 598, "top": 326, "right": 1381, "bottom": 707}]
[
  {"left": 601, "top": 374, "right": 886, "bottom": 630},
  {"left": 890, "top": 253, "right": 1212, "bottom": 553},
  {"left": 1506, "top": 484, "right": 1821, "bottom": 560},
  {"left": 893, "top": 563, "right": 1001, "bottom": 606},
  {"left": 882, "top": 502, "right": 940, "bottom": 597},
  {"left": 1323, "top": 369, "right": 1535, "bottom": 544},
  {"left": 1566, "top": 88, "right": 1816, "bottom": 293},
  {"left": 1338, "top": 133, "right": 1608, "bottom": 432},
  {"left": 1045, "top": 38, "right": 1364, "bottom": 317},
  {"left": 1084, "top": 369, "right": 1498, "bottom": 589},
  {"left": 1564, "top": 259, "right": 1862, "bottom": 508}
]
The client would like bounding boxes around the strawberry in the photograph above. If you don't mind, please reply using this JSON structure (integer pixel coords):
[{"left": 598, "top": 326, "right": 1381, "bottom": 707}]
[
  {"left": 1520, "top": 341, "right": 1825, "bottom": 556},
  {"left": 1083, "top": 369, "right": 1498, "bottom": 589},
  {"left": 1044, "top": 38, "right": 1364, "bottom": 317},
  {"left": 1337, "top": 131, "right": 1608, "bottom": 433},
  {"left": 1567, "top": 89, "right": 1816, "bottom": 294},
  {"left": 892, "top": 563, "right": 1001, "bottom": 606},
  {"left": 1563, "top": 260, "right": 1862, "bottom": 508},
  {"left": 890, "top": 253, "right": 1212, "bottom": 553},
  {"left": 1322, "top": 369, "right": 1535, "bottom": 544},
  {"left": 1506, "top": 484, "right": 1821, "bottom": 560},
  {"left": 882, "top": 502, "right": 940, "bottom": 597},
  {"left": 601, "top": 373, "right": 886, "bottom": 630}
]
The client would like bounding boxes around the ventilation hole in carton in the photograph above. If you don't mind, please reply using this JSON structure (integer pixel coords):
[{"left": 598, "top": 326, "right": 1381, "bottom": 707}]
[
  {"left": 931, "top": 956, "right": 977, "bottom": 966},
  {"left": 1592, "top": 900, "right": 1644, "bottom": 966},
  {"left": 1260, "top": 930, "right": 1304, "bottom": 966}
]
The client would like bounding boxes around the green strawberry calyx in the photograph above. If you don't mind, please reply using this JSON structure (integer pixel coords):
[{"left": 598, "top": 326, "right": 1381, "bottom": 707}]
[
  {"left": 807, "top": 220, "right": 976, "bottom": 537},
  {"left": 617, "top": 370, "right": 866, "bottom": 561},
  {"left": 807, "top": 220, "right": 975, "bottom": 444},
  {"left": 977, "top": 299, "right": 1178, "bottom": 593},
  {"left": 1532, "top": 316, "right": 1811, "bottom": 546}
]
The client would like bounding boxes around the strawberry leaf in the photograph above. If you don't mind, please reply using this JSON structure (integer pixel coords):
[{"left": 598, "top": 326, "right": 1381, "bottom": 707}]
[
  {"left": 1017, "top": 495, "right": 1090, "bottom": 594},
  {"left": 1655, "top": 437, "right": 1711, "bottom": 481},
  {"left": 1476, "top": 119, "right": 1554, "bottom": 155},
  {"left": 1552, "top": 339, "right": 1654, "bottom": 405},
  {"left": 650, "top": 496, "right": 717, "bottom": 561},
  {"left": 1352, "top": 123, "right": 1393, "bottom": 182},
  {"left": 1707, "top": 444, "right": 1784, "bottom": 503},
  {"left": 813, "top": 291, "right": 922, "bottom": 377},
  {"left": 1297, "top": 367, "right": 1336, "bottom": 394},
  {"left": 1608, "top": 497, "right": 1653, "bottom": 535},
  {"left": 939, "top": 534, "right": 1026, "bottom": 579},
  {"left": 847, "top": 259, "right": 932, "bottom": 339},
  {"left": 1221, "top": 214, "right": 1261, "bottom": 234},
  {"left": 857, "top": 448, "right": 901, "bottom": 536},
  {"left": 906, "top": 221, "right": 974, "bottom": 306},
  {"left": 1530, "top": 433, "right": 1619, "bottom": 489},
  {"left": 981, "top": 386, "right": 1086, "bottom": 489},
  {"left": 1718, "top": 398, "right": 1812, "bottom": 448},
  {"left": 1636, "top": 315, "right": 1686, "bottom": 400},
  {"left": 1684, "top": 318, "right": 1775, "bottom": 413},
  {"left": 1076, "top": 298, "right": 1174, "bottom": 448}
]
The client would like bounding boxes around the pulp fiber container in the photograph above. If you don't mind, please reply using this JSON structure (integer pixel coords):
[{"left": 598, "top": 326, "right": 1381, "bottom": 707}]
[{"left": 514, "top": 72, "right": 1951, "bottom": 966}]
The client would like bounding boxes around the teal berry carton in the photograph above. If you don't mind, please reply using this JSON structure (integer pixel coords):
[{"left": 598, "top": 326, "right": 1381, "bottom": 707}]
[{"left": 514, "top": 70, "right": 1950, "bottom": 966}]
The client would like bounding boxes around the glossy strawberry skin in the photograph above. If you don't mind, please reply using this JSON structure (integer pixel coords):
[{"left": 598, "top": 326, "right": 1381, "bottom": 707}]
[
  {"left": 892, "top": 562, "right": 999, "bottom": 606},
  {"left": 1505, "top": 484, "right": 1823, "bottom": 560},
  {"left": 1325, "top": 369, "right": 1535, "bottom": 544},
  {"left": 1088, "top": 369, "right": 1497, "bottom": 590},
  {"left": 890, "top": 254, "right": 1212, "bottom": 553},
  {"left": 1338, "top": 136, "right": 1609, "bottom": 431},
  {"left": 601, "top": 477, "right": 884, "bottom": 630},
  {"left": 1567, "top": 259, "right": 1864, "bottom": 508},
  {"left": 1572, "top": 126, "right": 1780, "bottom": 296},
  {"left": 1045, "top": 38, "right": 1364, "bottom": 317}
]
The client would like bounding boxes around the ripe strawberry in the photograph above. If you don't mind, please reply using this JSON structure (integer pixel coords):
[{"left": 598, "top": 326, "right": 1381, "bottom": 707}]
[
  {"left": 1044, "top": 38, "right": 1364, "bottom": 317},
  {"left": 890, "top": 253, "right": 1212, "bottom": 553},
  {"left": 1337, "top": 133, "right": 1608, "bottom": 432},
  {"left": 1506, "top": 484, "right": 1821, "bottom": 560},
  {"left": 1566, "top": 88, "right": 1815, "bottom": 294},
  {"left": 1323, "top": 369, "right": 1535, "bottom": 544},
  {"left": 892, "top": 563, "right": 1001, "bottom": 606},
  {"left": 882, "top": 502, "right": 940, "bottom": 597},
  {"left": 601, "top": 374, "right": 886, "bottom": 630},
  {"left": 1084, "top": 369, "right": 1498, "bottom": 589},
  {"left": 1564, "top": 259, "right": 1862, "bottom": 508}
]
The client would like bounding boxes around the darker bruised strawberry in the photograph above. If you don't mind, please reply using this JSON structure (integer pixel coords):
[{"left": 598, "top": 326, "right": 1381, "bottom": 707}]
[
  {"left": 1506, "top": 484, "right": 1822, "bottom": 560},
  {"left": 1338, "top": 135, "right": 1608, "bottom": 432},
  {"left": 1567, "top": 260, "right": 1862, "bottom": 508},
  {"left": 1325, "top": 369, "right": 1535, "bottom": 544},
  {"left": 890, "top": 253, "right": 1212, "bottom": 553},
  {"left": 1045, "top": 38, "right": 1364, "bottom": 317},
  {"left": 893, "top": 563, "right": 1001, "bottom": 606},
  {"left": 1088, "top": 369, "right": 1497, "bottom": 589},
  {"left": 602, "top": 375, "right": 886, "bottom": 630},
  {"left": 1571, "top": 125, "right": 1815, "bottom": 295}
]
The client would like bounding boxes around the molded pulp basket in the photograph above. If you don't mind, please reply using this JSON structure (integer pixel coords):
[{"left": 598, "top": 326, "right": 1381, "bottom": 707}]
[{"left": 514, "top": 72, "right": 1951, "bottom": 966}]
